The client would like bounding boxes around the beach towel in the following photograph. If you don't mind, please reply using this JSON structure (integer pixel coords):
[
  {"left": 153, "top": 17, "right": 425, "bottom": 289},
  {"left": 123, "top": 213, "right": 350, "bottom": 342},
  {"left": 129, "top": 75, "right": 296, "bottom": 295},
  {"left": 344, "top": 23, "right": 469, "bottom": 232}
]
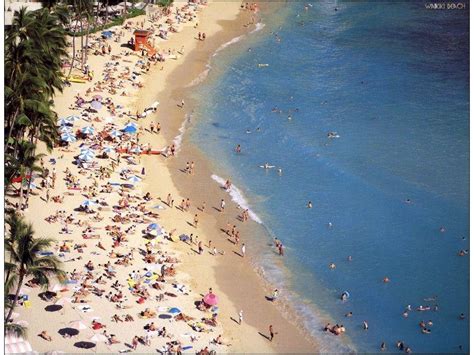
[
  {"left": 182, "top": 346, "right": 193, "bottom": 350},
  {"left": 23, "top": 301, "right": 31, "bottom": 309}
]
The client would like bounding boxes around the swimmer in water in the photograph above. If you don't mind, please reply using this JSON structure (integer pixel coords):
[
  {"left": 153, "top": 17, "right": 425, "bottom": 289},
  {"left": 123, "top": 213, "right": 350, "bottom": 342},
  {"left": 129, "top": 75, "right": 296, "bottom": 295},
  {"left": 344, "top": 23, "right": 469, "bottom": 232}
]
[
  {"left": 439, "top": 226, "right": 446, "bottom": 233},
  {"left": 383, "top": 277, "right": 390, "bottom": 283},
  {"left": 246, "top": 129, "right": 251, "bottom": 134},
  {"left": 277, "top": 168, "right": 283, "bottom": 175},
  {"left": 329, "top": 263, "right": 336, "bottom": 269},
  {"left": 307, "top": 201, "right": 313, "bottom": 208},
  {"left": 328, "top": 222, "right": 333, "bottom": 228},
  {"left": 347, "top": 255, "right": 352, "bottom": 261}
]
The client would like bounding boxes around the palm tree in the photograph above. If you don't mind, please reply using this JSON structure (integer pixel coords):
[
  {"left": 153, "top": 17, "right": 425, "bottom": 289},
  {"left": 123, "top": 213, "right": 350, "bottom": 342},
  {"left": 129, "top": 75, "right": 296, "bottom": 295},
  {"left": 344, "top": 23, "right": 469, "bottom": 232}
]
[{"left": 4, "top": 213, "right": 66, "bottom": 323}]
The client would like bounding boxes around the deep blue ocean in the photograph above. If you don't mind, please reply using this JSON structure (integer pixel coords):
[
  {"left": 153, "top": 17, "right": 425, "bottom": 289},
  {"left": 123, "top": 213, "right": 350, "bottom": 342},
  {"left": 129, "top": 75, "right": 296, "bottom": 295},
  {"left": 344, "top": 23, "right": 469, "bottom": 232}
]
[{"left": 188, "top": 1, "right": 469, "bottom": 352}]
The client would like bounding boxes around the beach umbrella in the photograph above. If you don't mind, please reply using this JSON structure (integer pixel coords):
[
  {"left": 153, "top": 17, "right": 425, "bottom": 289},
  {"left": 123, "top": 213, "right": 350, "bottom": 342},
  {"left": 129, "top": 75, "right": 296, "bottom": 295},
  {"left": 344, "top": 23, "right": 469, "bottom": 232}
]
[
  {"left": 90, "top": 100, "right": 102, "bottom": 110},
  {"left": 59, "top": 327, "right": 80, "bottom": 337},
  {"left": 81, "top": 200, "right": 97, "bottom": 207},
  {"left": 59, "top": 125, "right": 72, "bottom": 133},
  {"left": 89, "top": 333, "right": 108, "bottom": 343},
  {"left": 148, "top": 223, "right": 159, "bottom": 230},
  {"left": 78, "top": 150, "right": 95, "bottom": 161},
  {"left": 58, "top": 118, "right": 72, "bottom": 126},
  {"left": 203, "top": 293, "right": 219, "bottom": 306},
  {"left": 69, "top": 320, "right": 88, "bottom": 330},
  {"left": 127, "top": 175, "right": 142, "bottom": 184},
  {"left": 168, "top": 307, "right": 181, "bottom": 314},
  {"left": 45, "top": 304, "right": 63, "bottom": 312},
  {"left": 74, "top": 341, "right": 96, "bottom": 349},
  {"left": 123, "top": 125, "right": 137, "bottom": 134},
  {"left": 81, "top": 126, "right": 95, "bottom": 135},
  {"left": 22, "top": 180, "right": 36, "bottom": 189},
  {"left": 61, "top": 132, "right": 76, "bottom": 142},
  {"left": 129, "top": 146, "right": 142, "bottom": 154},
  {"left": 79, "top": 147, "right": 95, "bottom": 155},
  {"left": 109, "top": 130, "right": 122, "bottom": 138},
  {"left": 124, "top": 121, "right": 137, "bottom": 128},
  {"left": 66, "top": 115, "right": 80, "bottom": 122},
  {"left": 102, "top": 146, "right": 115, "bottom": 154}
]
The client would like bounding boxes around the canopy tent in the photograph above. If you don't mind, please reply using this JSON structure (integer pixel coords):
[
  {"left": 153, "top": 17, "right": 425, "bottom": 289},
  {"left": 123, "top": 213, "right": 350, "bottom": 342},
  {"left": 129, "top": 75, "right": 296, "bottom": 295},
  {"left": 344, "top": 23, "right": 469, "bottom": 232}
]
[{"left": 5, "top": 334, "right": 34, "bottom": 354}]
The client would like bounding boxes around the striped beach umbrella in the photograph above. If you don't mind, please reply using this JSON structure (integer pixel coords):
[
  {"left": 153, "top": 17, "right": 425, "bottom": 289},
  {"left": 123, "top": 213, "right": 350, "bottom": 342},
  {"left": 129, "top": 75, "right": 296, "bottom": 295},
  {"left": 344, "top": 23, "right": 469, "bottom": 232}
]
[
  {"left": 58, "top": 118, "right": 72, "bottom": 126},
  {"left": 61, "top": 132, "right": 76, "bottom": 142},
  {"left": 129, "top": 146, "right": 142, "bottom": 154},
  {"left": 127, "top": 175, "right": 142, "bottom": 184},
  {"left": 109, "top": 130, "right": 122, "bottom": 138},
  {"left": 102, "top": 146, "right": 115, "bottom": 154},
  {"left": 90, "top": 100, "right": 102, "bottom": 110},
  {"left": 78, "top": 150, "right": 95, "bottom": 161},
  {"left": 81, "top": 126, "right": 95, "bottom": 135},
  {"left": 65, "top": 115, "right": 80, "bottom": 122},
  {"left": 59, "top": 125, "right": 72, "bottom": 133}
]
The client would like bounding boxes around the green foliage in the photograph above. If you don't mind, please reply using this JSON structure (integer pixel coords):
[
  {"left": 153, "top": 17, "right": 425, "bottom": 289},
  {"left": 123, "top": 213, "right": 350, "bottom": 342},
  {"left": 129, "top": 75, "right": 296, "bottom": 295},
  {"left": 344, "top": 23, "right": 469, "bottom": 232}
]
[
  {"left": 67, "top": 8, "right": 145, "bottom": 36},
  {"left": 157, "top": 0, "right": 174, "bottom": 8}
]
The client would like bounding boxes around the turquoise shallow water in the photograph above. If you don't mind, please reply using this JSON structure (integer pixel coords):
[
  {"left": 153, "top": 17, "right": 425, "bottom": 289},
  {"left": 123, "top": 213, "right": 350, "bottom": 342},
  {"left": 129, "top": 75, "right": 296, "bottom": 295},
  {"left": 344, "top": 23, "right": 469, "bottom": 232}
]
[{"left": 189, "top": 1, "right": 469, "bottom": 352}]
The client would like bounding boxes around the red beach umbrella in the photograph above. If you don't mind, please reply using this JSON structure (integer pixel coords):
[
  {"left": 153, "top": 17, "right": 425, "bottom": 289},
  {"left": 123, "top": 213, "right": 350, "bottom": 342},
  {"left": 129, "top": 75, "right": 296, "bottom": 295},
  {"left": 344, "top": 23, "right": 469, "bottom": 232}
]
[{"left": 203, "top": 293, "right": 218, "bottom": 306}]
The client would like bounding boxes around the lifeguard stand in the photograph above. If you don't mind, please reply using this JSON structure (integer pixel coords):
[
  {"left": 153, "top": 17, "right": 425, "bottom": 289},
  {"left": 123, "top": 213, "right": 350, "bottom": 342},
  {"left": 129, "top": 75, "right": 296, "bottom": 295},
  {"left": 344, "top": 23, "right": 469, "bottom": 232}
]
[{"left": 133, "top": 29, "right": 156, "bottom": 56}]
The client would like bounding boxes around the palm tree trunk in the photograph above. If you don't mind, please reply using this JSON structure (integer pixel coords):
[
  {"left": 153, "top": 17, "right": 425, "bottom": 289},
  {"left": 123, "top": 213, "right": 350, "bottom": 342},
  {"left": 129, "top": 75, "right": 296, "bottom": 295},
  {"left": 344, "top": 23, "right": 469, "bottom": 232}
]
[
  {"left": 67, "top": 14, "right": 79, "bottom": 78},
  {"left": 5, "top": 273, "right": 24, "bottom": 323},
  {"left": 80, "top": 21, "right": 84, "bottom": 69}
]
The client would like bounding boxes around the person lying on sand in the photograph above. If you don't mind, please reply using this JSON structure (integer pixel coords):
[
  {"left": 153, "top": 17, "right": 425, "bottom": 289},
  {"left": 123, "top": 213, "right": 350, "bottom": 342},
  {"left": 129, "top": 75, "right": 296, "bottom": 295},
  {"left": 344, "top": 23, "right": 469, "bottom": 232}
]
[{"left": 39, "top": 331, "right": 52, "bottom": 341}]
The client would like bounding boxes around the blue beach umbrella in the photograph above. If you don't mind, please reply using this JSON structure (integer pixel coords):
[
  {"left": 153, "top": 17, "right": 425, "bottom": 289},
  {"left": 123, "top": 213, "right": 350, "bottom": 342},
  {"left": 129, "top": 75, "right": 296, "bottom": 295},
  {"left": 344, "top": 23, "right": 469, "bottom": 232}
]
[
  {"left": 61, "top": 132, "right": 77, "bottom": 142},
  {"left": 123, "top": 125, "right": 137, "bottom": 134},
  {"left": 81, "top": 126, "right": 95, "bottom": 135},
  {"left": 168, "top": 307, "right": 181, "bottom": 314},
  {"left": 148, "top": 223, "right": 159, "bottom": 230},
  {"left": 127, "top": 175, "right": 142, "bottom": 184},
  {"left": 81, "top": 200, "right": 97, "bottom": 207}
]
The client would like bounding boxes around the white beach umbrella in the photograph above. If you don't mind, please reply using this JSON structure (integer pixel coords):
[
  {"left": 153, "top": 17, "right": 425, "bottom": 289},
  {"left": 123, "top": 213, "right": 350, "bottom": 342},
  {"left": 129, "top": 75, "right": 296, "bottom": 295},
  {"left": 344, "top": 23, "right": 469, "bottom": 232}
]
[
  {"left": 102, "top": 146, "right": 115, "bottom": 154},
  {"left": 66, "top": 115, "right": 81, "bottom": 122},
  {"left": 89, "top": 333, "right": 108, "bottom": 343},
  {"left": 127, "top": 175, "right": 142, "bottom": 184},
  {"left": 78, "top": 150, "right": 95, "bottom": 161},
  {"left": 81, "top": 126, "right": 95, "bottom": 135},
  {"left": 58, "top": 118, "right": 72, "bottom": 126},
  {"left": 109, "top": 130, "right": 122, "bottom": 138},
  {"left": 61, "top": 132, "right": 77, "bottom": 142},
  {"left": 129, "top": 146, "right": 142, "bottom": 154},
  {"left": 59, "top": 125, "right": 72, "bottom": 133},
  {"left": 69, "top": 320, "right": 88, "bottom": 330}
]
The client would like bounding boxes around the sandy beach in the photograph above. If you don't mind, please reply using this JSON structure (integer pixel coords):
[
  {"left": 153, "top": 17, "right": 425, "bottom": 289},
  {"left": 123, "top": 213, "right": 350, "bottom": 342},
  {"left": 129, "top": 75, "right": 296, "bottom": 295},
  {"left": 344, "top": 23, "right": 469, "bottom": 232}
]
[{"left": 9, "top": 1, "right": 316, "bottom": 353}]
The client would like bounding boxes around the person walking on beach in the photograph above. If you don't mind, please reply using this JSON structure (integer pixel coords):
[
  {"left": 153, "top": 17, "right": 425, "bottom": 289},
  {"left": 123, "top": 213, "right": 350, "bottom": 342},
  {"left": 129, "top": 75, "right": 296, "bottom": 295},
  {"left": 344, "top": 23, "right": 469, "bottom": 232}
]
[
  {"left": 194, "top": 214, "right": 199, "bottom": 228},
  {"left": 132, "top": 336, "right": 139, "bottom": 350},
  {"left": 241, "top": 243, "right": 246, "bottom": 257},
  {"left": 181, "top": 99, "right": 185, "bottom": 108},
  {"left": 166, "top": 193, "right": 172, "bottom": 206},
  {"left": 220, "top": 199, "right": 225, "bottom": 212},
  {"left": 46, "top": 189, "right": 50, "bottom": 203},
  {"left": 238, "top": 310, "right": 243, "bottom": 325},
  {"left": 269, "top": 325, "right": 275, "bottom": 341},
  {"left": 198, "top": 241, "right": 203, "bottom": 255},
  {"left": 271, "top": 289, "right": 279, "bottom": 301}
]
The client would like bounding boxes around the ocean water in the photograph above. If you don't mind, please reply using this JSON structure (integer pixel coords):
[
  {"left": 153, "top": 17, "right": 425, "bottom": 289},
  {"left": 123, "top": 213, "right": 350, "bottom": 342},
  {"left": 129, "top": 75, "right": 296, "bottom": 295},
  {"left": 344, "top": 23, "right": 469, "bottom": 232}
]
[{"left": 189, "top": 1, "right": 469, "bottom": 353}]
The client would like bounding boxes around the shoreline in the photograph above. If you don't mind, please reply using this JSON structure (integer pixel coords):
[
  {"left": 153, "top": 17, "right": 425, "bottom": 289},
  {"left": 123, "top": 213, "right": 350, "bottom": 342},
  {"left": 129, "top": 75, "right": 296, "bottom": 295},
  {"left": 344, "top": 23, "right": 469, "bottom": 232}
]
[
  {"left": 137, "top": 2, "right": 318, "bottom": 353},
  {"left": 11, "top": 1, "right": 317, "bottom": 353}
]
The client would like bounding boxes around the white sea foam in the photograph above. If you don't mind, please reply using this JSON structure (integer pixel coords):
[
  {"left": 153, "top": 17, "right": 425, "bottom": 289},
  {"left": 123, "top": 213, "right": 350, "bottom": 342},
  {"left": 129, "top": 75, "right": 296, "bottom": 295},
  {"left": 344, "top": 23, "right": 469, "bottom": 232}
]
[
  {"left": 186, "top": 63, "right": 212, "bottom": 88},
  {"left": 211, "top": 174, "right": 262, "bottom": 224},
  {"left": 250, "top": 22, "right": 266, "bottom": 33},
  {"left": 172, "top": 114, "right": 191, "bottom": 153},
  {"left": 213, "top": 35, "right": 245, "bottom": 57}
]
